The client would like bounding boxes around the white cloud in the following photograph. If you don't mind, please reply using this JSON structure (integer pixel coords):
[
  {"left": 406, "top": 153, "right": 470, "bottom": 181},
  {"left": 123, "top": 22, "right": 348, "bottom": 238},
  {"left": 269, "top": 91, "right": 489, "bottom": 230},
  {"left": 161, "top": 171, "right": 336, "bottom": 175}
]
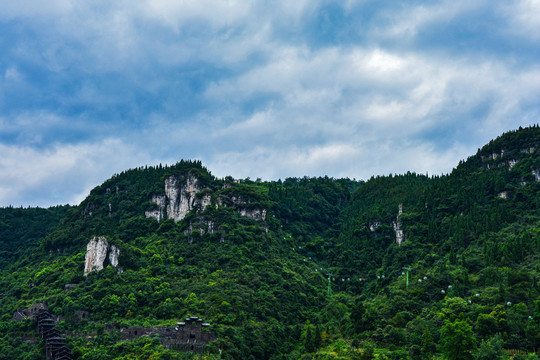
[
  {"left": 207, "top": 43, "right": 540, "bottom": 131},
  {"left": 374, "top": 0, "right": 485, "bottom": 40},
  {"left": 0, "top": 139, "right": 154, "bottom": 207},
  {"left": 4, "top": 67, "right": 23, "bottom": 81},
  {"left": 195, "top": 43, "right": 540, "bottom": 183},
  {"left": 0, "top": 1, "right": 539, "bottom": 206},
  {"left": 137, "top": 0, "right": 254, "bottom": 32},
  {"left": 205, "top": 138, "right": 470, "bottom": 182},
  {"left": 503, "top": 0, "right": 540, "bottom": 39},
  {"left": 0, "top": 0, "right": 317, "bottom": 72}
]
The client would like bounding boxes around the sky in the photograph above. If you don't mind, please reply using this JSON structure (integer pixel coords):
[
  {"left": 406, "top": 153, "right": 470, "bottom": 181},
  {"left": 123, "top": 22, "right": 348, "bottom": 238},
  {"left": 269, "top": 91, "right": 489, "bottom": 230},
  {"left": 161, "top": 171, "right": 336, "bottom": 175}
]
[{"left": 0, "top": 0, "right": 539, "bottom": 207}]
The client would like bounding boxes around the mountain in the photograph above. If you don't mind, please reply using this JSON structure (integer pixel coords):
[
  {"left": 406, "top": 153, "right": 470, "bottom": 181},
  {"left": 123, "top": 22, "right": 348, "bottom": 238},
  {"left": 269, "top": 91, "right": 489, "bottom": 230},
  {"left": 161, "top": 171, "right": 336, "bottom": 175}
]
[{"left": 0, "top": 126, "right": 539, "bottom": 360}]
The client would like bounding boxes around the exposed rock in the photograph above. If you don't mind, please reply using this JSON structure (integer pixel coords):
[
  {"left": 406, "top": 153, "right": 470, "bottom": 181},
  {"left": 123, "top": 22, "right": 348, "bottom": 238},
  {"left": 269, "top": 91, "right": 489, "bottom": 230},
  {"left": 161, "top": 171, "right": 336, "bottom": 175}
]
[
  {"left": 207, "top": 220, "right": 216, "bottom": 234},
  {"left": 146, "top": 174, "right": 267, "bottom": 224},
  {"left": 109, "top": 245, "right": 120, "bottom": 267},
  {"left": 239, "top": 208, "right": 266, "bottom": 220},
  {"left": 521, "top": 147, "right": 536, "bottom": 154},
  {"left": 183, "top": 220, "right": 217, "bottom": 236},
  {"left": 533, "top": 170, "right": 540, "bottom": 182},
  {"left": 84, "top": 237, "right": 109, "bottom": 276},
  {"left": 394, "top": 223, "right": 404, "bottom": 245},
  {"left": 146, "top": 174, "right": 210, "bottom": 222},
  {"left": 84, "top": 236, "right": 120, "bottom": 276},
  {"left": 145, "top": 194, "right": 166, "bottom": 221},
  {"left": 166, "top": 175, "right": 207, "bottom": 221},
  {"left": 369, "top": 221, "right": 380, "bottom": 232},
  {"left": 486, "top": 150, "right": 506, "bottom": 161},
  {"left": 508, "top": 159, "right": 518, "bottom": 169},
  {"left": 394, "top": 204, "right": 405, "bottom": 245},
  {"left": 199, "top": 193, "right": 212, "bottom": 210},
  {"left": 498, "top": 191, "right": 508, "bottom": 199}
]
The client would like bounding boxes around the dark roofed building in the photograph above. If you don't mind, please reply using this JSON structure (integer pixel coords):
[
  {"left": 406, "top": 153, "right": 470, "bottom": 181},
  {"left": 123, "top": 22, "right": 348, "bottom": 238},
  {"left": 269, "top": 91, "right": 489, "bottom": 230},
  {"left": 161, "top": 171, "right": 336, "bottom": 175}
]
[
  {"left": 122, "top": 316, "right": 218, "bottom": 353},
  {"left": 165, "top": 316, "right": 217, "bottom": 353}
]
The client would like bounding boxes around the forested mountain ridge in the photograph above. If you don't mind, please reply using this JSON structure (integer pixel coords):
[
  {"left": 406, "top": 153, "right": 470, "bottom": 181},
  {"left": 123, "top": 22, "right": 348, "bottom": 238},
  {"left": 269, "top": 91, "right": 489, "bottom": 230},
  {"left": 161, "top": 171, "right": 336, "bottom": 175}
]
[
  {"left": 0, "top": 205, "right": 72, "bottom": 266},
  {"left": 0, "top": 126, "right": 539, "bottom": 359}
]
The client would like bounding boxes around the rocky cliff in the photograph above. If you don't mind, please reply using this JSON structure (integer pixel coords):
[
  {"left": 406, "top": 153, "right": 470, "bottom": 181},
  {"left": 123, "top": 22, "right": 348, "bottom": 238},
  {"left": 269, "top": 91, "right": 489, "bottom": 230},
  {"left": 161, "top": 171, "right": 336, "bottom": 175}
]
[
  {"left": 393, "top": 204, "right": 405, "bottom": 245},
  {"left": 145, "top": 195, "right": 166, "bottom": 222},
  {"left": 145, "top": 174, "right": 211, "bottom": 222},
  {"left": 145, "top": 174, "right": 266, "bottom": 223},
  {"left": 238, "top": 208, "right": 267, "bottom": 220},
  {"left": 84, "top": 236, "right": 120, "bottom": 276}
]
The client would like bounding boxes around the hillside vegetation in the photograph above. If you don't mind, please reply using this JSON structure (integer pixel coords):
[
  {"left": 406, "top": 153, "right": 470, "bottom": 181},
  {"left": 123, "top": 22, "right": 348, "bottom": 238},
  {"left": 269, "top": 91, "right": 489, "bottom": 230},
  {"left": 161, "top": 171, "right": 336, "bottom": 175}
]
[{"left": 0, "top": 126, "right": 539, "bottom": 359}]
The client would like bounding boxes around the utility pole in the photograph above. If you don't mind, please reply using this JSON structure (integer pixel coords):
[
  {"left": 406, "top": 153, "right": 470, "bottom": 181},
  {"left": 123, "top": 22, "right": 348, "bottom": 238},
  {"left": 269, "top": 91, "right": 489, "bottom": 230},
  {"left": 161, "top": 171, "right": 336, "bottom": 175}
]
[{"left": 402, "top": 266, "right": 412, "bottom": 289}]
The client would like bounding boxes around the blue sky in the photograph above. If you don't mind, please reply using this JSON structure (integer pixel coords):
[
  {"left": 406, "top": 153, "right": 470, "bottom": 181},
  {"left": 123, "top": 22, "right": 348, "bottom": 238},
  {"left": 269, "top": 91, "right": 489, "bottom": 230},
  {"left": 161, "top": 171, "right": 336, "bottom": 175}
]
[{"left": 1, "top": 0, "right": 539, "bottom": 207}]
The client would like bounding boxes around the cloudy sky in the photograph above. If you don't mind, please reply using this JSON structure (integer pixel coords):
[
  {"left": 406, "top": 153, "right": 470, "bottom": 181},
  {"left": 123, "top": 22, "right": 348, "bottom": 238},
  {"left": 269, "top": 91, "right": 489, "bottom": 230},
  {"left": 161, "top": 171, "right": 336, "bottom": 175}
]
[{"left": 1, "top": 0, "right": 539, "bottom": 207}]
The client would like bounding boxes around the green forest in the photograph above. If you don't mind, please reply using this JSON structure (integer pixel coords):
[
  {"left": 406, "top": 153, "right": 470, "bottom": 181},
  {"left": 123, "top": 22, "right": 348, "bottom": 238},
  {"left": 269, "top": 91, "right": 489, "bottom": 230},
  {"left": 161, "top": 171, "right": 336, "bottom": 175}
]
[{"left": 0, "top": 126, "right": 539, "bottom": 359}]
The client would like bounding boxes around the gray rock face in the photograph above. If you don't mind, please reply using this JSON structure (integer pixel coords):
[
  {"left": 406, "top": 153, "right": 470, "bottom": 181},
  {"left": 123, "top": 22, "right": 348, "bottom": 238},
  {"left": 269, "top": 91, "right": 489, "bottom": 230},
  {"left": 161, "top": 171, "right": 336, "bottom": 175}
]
[
  {"left": 166, "top": 175, "right": 207, "bottom": 221},
  {"left": 199, "top": 193, "right": 212, "bottom": 210},
  {"left": 239, "top": 208, "right": 267, "bottom": 220},
  {"left": 369, "top": 221, "right": 380, "bottom": 232},
  {"left": 146, "top": 174, "right": 210, "bottom": 222},
  {"left": 84, "top": 237, "right": 109, "bottom": 276},
  {"left": 145, "top": 195, "right": 166, "bottom": 221},
  {"left": 393, "top": 204, "right": 405, "bottom": 245},
  {"left": 145, "top": 174, "right": 268, "bottom": 227},
  {"left": 109, "top": 244, "right": 120, "bottom": 267},
  {"left": 533, "top": 169, "right": 540, "bottom": 182},
  {"left": 84, "top": 236, "right": 120, "bottom": 276},
  {"left": 183, "top": 219, "right": 217, "bottom": 237}
]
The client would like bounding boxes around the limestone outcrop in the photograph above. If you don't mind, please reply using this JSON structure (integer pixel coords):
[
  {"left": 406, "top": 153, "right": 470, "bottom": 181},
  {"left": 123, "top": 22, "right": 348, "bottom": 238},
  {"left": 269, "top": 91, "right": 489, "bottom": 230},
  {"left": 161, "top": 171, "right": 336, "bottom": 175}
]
[
  {"left": 84, "top": 236, "right": 120, "bottom": 276},
  {"left": 238, "top": 208, "right": 267, "bottom": 220},
  {"left": 183, "top": 219, "right": 217, "bottom": 236},
  {"left": 145, "top": 174, "right": 266, "bottom": 223},
  {"left": 146, "top": 174, "right": 211, "bottom": 222},
  {"left": 145, "top": 195, "right": 166, "bottom": 221},
  {"left": 393, "top": 204, "right": 405, "bottom": 245},
  {"left": 369, "top": 221, "right": 380, "bottom": 232},
  {"left": 109, "top": 243, "right": 120, "bottom": 267}
]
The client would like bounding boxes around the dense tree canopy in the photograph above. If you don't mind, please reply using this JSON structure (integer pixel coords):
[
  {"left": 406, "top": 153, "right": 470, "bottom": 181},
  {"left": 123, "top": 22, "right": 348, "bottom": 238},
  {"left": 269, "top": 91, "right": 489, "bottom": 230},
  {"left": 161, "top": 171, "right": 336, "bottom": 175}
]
[{"left": 0, "top": 126, "right": 539, "bottom": 359}]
